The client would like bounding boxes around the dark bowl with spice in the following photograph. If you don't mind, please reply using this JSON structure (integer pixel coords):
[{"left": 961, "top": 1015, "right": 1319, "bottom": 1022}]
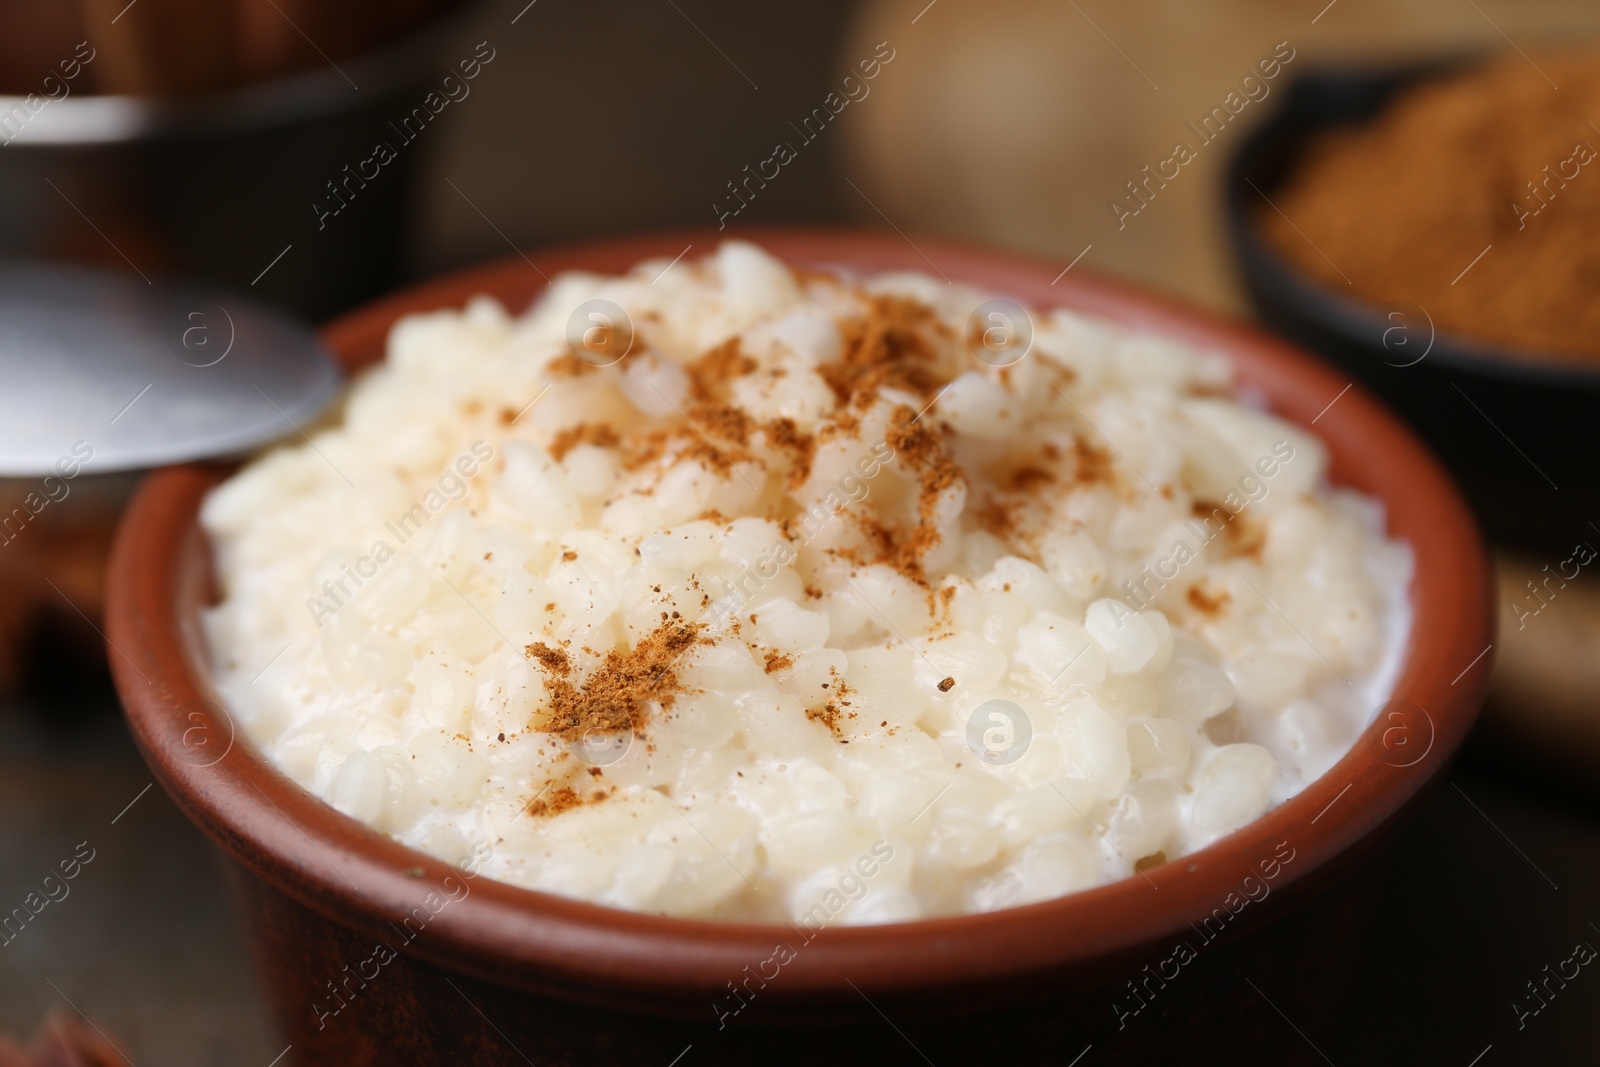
[
  {"left": 1224, "top": 51, "right": 1600, "bottom": 557},
  {"left": 106, "top": 227, "right": 1493, "bottom": 1066}
]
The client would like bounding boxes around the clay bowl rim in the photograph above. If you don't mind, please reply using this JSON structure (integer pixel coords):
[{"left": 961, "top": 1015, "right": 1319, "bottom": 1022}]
[{"left": 106, "top": 225, "right": 1493, "bottom": 1016}]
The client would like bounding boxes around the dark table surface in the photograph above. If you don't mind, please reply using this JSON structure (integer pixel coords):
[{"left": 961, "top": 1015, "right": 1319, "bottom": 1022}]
[{"left": 2, "top": 683, "right": 1595, "bottom": 1066}]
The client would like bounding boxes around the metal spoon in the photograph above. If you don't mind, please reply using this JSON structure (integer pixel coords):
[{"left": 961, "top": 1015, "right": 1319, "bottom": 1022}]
[{"left": 0, "top": 263, "right": 341, "bottom": 476}]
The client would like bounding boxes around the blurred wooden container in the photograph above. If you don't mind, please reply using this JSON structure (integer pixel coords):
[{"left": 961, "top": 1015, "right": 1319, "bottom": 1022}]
[
  {"left": 0, "top": 475, "right": 131, "bottom": 697},
  {"left": 1, "top": 0, "right": 462, "bottom": 96},
  {"left": 1484, "top": 552, "right": 1600, "bottom": 790},
  {"left": 837, "top": 0, "right": 1600, "bottom": 312}
]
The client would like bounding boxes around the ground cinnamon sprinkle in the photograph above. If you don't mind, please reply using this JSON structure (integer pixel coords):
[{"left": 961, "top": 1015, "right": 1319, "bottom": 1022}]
[
  {"left": 1187, "top": 584, "right": 1231, "bottom": 616},
  {"left": 761, "top": 417, "right": 816, "bottom": 489},
  {"left": 614, "top": 429, "right": 673, "bottom": 472},
  {"left": 843, "top": 405, "right": 965, "bottom": 583},
  {"left": 820, "top": 295, "right": 950, "bottom": 406},
  {"left": 925, "top": 583, "right": 959, "bottom": 621},
  {"left": 688, "top": 338, "right": 757, "bottom": 400},
  {"left": 1229, "top": 520, "right": 1266, "bottom": 560},
  {"left": 915, "top": 452, "right": 963, "bottom": 517},
  {"left": 816, "top": 408, "right": 862, "bottom": 444},
  {"left": 898, "top": 525, "right": 945, "bottom": 581},
  {"left": 763, "top": 650, "right": 794, "bottom": 674},
  {"left": 884, "top": 405, "right": 940, "bottom": 466},
  {"left": 805, "top": 678, "right": 856, "bottom": 741},
  {"left": 1009, "top": 465, "right": 1056, "bottom": 491},
  {"left": 525, "top": 642, "right": 571, "bottom": 675},
  {"left": 534, "top": 291, "right": 958, "bottom": 519},
  {"left": 548, "top": 352, "right": 602, "bottom": 377},
  {"left": 1263, "top": 49, "right": 1600, "bottom": 362},
  {"left": 687, "top": 402, "right": 755, "bottom": 447},
  {"left": 527, "top": 786, "right": 583, "bottom": 817},
  {"left": 530, "top": 620, "right": 703, "bottom": 741},
  {"left": 548, "top": 422, "right": 622, "bottom": 461},
  {"left": 1071, "top": 437, "right": 1113, "bottom": 484},
  {"left": 620, "top": 423, "right": 755, "bottom": 474},
  {"left": 848, "top": 514, "right": 931, "bottom": 584},
  {"left": 1191, "top": 499, "right": 1264, "bottom": 559},
  {"left": 973, "top": 495, "right": 1019, "bottom": 543},
  {"left": 806, "top": 702, "right": 845, "bottom": 739}
]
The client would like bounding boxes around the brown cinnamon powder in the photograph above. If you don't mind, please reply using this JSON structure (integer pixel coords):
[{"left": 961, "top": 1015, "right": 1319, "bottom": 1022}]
[
  {"left": 806, "top": 702, "right": 845, "bottom": 739},
  {"left": 1071, "top": 437, "right": 1114, "bottom": 484},
  {"left": 616, "top": 404, "right": 758, "bottom": 475},
  {"left": 1263, "top": 50, "right": 1600, "bottom": 362},
  {"left": 530, "top": 620, "right": 703, "bottom": 741},
  {"left": 548, "top": 423, "right": 622, "bottom": 461},
  {"left": 845, "top": 404, "right": 965, "bottom": 583},
  {"left": 1009, "top": 465, "right": 1056, "bottom": 492},
  {"left": 761, "top": 417, "right": 816, "bottom": 490},
  {"left": 525, "top": 642, "right": 570, "bottom": 675},
  {"left": 1192, "top": 499, "right": 1264, "bottom": 559},
  {"left": 820, "top": 295, "right": 950, "bottom": 406},
  {"left": 1187, "top": 584, "right": 1231, "bottom": 616},
  {"left": 688, "top": 338, "right": 757, "bottom": 400},
  {"left": 527, "top": 786, "right": 583, "bottom": 817},
  {"left": 548, "top": 352, "right": 602, "bottom": 377}
]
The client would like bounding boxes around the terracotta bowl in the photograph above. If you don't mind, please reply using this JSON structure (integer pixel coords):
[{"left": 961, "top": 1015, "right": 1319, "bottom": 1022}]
[{"left": 106, "top": 228, "right": 1493, "bottom": 1066}]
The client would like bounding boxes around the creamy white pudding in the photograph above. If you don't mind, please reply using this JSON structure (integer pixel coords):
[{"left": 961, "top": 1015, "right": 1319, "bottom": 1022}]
[{"left": 201, "top": 242, "right": 1410, "bottom": 923}]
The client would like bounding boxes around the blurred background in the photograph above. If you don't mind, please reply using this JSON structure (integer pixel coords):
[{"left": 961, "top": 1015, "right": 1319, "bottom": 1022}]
[{"left": 2, "top": 0, "right": 1599, "bottom": 1062}]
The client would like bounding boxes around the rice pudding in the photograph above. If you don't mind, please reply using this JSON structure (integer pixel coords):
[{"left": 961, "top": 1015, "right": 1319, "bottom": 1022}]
[{"left": 201, "top": 241, "right": 1410, "bottom": 923}]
